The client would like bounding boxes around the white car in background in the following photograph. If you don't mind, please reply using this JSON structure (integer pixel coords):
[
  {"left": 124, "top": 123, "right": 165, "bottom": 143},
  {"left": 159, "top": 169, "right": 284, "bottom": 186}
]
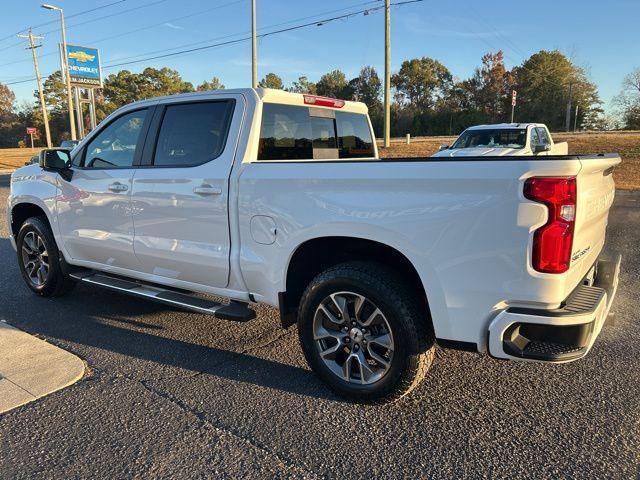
[{"left": 434, "top": 123, "right": 568, "bottom": 157}]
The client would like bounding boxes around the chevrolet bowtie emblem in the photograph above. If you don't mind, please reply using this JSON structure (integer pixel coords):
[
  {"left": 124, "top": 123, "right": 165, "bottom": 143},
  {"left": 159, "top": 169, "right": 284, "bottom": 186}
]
[{"left": 68, "top": 51, "right": 95, "bottom": 62}]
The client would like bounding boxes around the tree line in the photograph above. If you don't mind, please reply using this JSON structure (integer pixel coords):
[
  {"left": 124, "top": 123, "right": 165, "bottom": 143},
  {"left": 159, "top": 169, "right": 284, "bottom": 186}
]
[{"left": 0, "top": 49, "right": 636, "bottom": 148}]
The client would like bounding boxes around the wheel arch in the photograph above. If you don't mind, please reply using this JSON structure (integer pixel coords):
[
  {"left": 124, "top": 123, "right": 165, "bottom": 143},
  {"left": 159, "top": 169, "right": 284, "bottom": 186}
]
[
  {"left": 279, "top": 236, "right": 432, "bottom": 329},
  {"left": 10, "top": 202, "right": 52, "bottom": 239}
]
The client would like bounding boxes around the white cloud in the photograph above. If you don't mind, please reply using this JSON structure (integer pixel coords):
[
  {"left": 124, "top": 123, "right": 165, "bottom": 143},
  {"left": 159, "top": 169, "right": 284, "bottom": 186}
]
[{"left": 163, "top": 23, "right": 184, "bottom": 30}]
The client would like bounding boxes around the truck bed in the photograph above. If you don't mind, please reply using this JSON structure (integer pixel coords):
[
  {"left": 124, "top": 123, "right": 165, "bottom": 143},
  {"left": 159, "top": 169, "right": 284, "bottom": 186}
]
[{"left": 237, "top": 153, "right": 621, "bottom": 349}]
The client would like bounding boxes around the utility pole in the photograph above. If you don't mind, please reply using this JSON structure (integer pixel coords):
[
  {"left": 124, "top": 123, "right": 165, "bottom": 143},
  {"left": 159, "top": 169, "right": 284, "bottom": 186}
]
[
  {"left": 251, "top": 0, "right": 257, "bottom": 88},
  {"left": 574, "top": 104, "right": 579, "bottom": 132},
  {"left": 383, "top": 0, "right": 391, "bottom": 148},
  {"left": 18, "top": 29, "right": 52, "bottom": 148},
  {"left": 565, "top": 82, "right": 573, "bottom": 132},
  {"left": 42, "top": 4, "right": 76, "bottom": 140}
]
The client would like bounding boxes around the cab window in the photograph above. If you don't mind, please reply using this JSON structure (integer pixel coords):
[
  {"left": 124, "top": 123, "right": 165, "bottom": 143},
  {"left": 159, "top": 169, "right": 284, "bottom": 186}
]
[
  {"left": 258, "top": 104, "right": 374, "bottom": 160},
  {"left": 258, "top": 104, "right": 313, "bottom": 160},
  {"left": 336, "top": 111, "right": 375, "bottom": 158}
]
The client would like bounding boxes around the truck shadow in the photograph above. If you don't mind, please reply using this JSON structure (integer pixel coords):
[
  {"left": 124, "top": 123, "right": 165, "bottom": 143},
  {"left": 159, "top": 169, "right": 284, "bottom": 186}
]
[{"left": 0, "top": 237, "right": 337, "bottom": 402}]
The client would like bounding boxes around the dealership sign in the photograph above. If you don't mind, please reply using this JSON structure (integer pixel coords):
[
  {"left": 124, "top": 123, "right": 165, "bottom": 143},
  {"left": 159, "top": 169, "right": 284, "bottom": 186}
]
[{"left": 65, "top": 44, "right": 102, "bottom": 87}]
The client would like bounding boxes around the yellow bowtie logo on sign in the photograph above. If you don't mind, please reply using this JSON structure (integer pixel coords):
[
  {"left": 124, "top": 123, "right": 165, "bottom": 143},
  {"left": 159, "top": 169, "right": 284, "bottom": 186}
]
[{"left": 68, "top": 50, "right": 95, "bottom": 63}]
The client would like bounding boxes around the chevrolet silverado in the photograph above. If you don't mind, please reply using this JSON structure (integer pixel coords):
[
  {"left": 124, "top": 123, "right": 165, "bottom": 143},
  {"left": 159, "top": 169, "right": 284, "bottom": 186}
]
[{"left": 7, "top": 89, "right": 621, "bottom": 402}]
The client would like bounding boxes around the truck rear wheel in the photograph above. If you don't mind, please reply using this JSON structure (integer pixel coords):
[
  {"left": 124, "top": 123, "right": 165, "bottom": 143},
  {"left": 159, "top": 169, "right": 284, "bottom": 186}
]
[
  {"left": 297, "top": 261, "right": 435, "bottom": 403},
  {"left": 16, "top": 217, "right": 76, "bottom": 297}
]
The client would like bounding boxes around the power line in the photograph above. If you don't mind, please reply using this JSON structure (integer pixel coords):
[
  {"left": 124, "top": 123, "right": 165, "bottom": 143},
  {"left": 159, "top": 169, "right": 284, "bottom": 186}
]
[
  {"left": 99, "top": 0, "right": 381, "bottom": 67},
  {"left": 1, "top": 0, "right": 424, "bottom": 85},
  {"left": 104, "top": 9, "right": 385, "bottom": 68},
  {"left": 0, "top": 0, "right": 128, "bottom": 44},
  {"left": 0, "top": 0, "right": 245, "bottom": 69},
  {"left": 0, "top": 0, "right": 379, "bottom": 70},
  {"left": 103, "top": 1, "right": 422, "bottom": 69},
  {"left": 0, "top": 0, "right": 167, "bottom": 54},
  {"left": 87, "top": 0, "right": 244, "bottom": 47}
]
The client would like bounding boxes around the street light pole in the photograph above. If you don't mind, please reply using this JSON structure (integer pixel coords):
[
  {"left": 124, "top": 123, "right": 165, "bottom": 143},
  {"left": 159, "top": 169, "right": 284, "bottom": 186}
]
[
  {"left": 383, "top": 0, "right": 391, "bottom": 148},
  {"left": 251, "top": 0, "right": 257, "bottom": 88},
  {"left": 42, "top": 4, "right": 77, "bottom": 141}
]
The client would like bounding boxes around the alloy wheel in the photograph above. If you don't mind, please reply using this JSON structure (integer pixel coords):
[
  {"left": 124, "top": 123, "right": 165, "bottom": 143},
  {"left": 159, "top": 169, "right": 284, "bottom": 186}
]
[
  {"left": 21, "top": 231, "right": 49, "bottom": 287},
  {"left": 313, "top": 291, "right": 395, "bottom": 385}
]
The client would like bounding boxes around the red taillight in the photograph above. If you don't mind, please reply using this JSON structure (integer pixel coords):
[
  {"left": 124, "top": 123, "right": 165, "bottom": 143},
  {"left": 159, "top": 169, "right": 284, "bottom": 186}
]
[
  {"left": 524, "top": 177, "right": 577, "bottom": 274},
  {"left": 303, "top": 95, "right": 345, "bottom": 108}
]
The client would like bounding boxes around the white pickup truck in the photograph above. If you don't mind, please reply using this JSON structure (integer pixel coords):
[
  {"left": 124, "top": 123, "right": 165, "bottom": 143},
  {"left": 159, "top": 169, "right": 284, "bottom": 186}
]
[
  {"left": 433, "top": 123, "right": 568, "bottom": 157},
  {"left": 7, "top": 89, "right": 621, "bottom": 402}
]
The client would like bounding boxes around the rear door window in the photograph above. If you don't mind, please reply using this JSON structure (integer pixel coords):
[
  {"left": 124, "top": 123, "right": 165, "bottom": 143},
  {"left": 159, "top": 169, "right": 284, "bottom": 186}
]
[
  {"left": 153, "top": 100, "right": 234, "bottom": 167},
  {"left": 258, "top": 104, "right": 374, "bottom": 160}
]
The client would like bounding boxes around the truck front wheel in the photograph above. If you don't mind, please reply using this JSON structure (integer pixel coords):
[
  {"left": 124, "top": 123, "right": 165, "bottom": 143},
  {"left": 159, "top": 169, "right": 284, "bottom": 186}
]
[
  {"left": 16, "top": 217, "right": 76, "bottom": 297},
  {"left": 297, "top": 261, "right": 435, "bottom": 403}
]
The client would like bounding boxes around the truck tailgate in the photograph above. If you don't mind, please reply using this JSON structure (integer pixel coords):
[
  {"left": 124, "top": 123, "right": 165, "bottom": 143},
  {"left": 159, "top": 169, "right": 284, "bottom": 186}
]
[{"left": 569, "top": 154, "right": 620, "bottom": 283}]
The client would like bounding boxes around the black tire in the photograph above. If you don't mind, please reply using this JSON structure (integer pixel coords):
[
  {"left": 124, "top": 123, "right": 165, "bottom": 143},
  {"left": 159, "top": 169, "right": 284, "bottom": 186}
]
[
  {"left": 298, "top": 261, "right": 435, "bottom": 403},
  {"left": 16, "top": 216, "right": 76, "bottom": 297}
]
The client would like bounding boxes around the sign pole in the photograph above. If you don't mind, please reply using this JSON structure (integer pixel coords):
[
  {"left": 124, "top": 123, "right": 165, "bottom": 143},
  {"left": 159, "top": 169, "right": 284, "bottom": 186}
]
[
  {"left": 89, "top": 88, "right": 97, "bottom": 131},
  {"left": 74, "top": 87, "right": 84, "bottom": 138},
  {"left": 26, "top": 127, "right": 37, "bottom": 147},
  {"left": 511, "top": 90, "right": 517, "bottom": 123}
]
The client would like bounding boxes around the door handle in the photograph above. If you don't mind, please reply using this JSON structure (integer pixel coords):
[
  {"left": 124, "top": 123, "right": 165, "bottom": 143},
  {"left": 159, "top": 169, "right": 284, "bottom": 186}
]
[
  {"left": 108, "top": 182, "right": 128, "bottom": 192},
  {"left": 193, "top": 185, "right": 222, "bottom": 196}
]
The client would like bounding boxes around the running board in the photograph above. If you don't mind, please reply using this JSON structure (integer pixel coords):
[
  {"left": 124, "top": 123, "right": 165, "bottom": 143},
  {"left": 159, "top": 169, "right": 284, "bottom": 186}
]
[{"left": 70, "top": 272, "right": 256, "bottom": 322}]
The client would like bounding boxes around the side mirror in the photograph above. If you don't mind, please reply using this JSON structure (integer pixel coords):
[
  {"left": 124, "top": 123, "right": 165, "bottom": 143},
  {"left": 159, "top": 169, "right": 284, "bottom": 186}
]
[
  {"left": 533, "top": 144, "right": 551, "bottom": 154},
  {"left": 39, "top": 148, "right": 72, "bottom": 170},
  {"left": 439, "top": 144, "right": 450, "bottom": 151}
]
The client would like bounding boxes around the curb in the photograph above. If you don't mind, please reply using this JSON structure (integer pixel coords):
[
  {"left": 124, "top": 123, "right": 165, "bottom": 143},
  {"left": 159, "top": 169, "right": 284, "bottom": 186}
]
[{"left": 0, "top": 321, "right": 86, "bottom": 414}]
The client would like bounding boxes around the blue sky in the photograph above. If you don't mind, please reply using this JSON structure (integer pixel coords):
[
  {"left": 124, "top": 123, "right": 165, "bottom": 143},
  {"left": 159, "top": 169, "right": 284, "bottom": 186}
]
[{"left": 1, "top": 0, "right": 638, "bottom": 113}]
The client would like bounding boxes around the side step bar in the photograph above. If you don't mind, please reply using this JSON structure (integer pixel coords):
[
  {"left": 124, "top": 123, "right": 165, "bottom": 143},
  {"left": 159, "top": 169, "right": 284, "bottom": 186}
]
[{"left": 70, "top": 272, "right": 256, "bottom": 322}]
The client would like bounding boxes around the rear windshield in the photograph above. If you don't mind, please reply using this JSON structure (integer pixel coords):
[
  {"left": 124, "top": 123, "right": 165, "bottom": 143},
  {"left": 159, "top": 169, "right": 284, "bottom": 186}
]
[
  {"left": 452, "top": 129, "right": 527, "bottom": 149},
  {"left": 258, "top": 104, "right": 374, "bottom": 160}
]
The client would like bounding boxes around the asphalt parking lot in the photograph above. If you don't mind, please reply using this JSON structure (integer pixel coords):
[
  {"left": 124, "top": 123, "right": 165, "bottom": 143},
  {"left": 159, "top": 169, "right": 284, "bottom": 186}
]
[{"left": 0, "top": 175, "right": 638, "bottom": 479}]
